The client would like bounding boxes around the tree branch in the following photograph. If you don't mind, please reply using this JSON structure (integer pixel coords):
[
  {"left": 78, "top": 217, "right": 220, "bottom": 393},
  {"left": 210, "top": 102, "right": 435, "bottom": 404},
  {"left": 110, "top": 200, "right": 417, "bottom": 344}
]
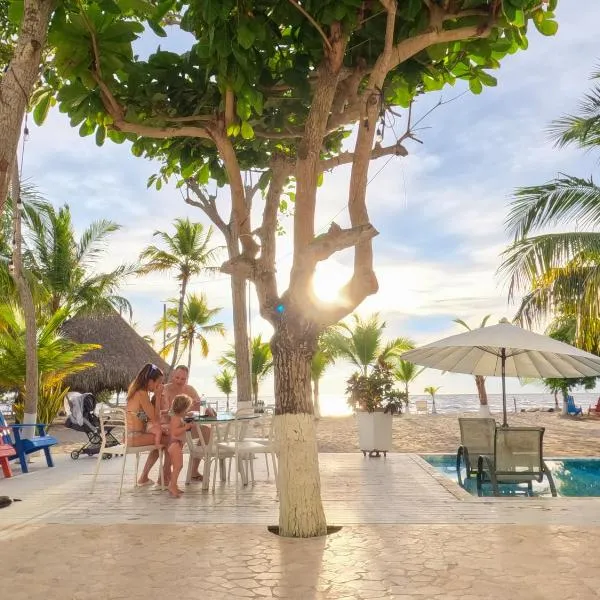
[
  {"left": 185, "top": 179, "right": 228, "bottom": 235},
  {"left": 254, "top": 161, "right": 289, "bottom": 323},
  {"left": 211, "top": 131, "right": 260, "bottom": 259},
  {"left": 307, "top": 223, "right": 378, "bottom": 264},
  {"left": 320, "top": 141, "right": 408, "bottom": 172},
  {"left": 287, "top": 0, "right": 332, "bottom": 52}
]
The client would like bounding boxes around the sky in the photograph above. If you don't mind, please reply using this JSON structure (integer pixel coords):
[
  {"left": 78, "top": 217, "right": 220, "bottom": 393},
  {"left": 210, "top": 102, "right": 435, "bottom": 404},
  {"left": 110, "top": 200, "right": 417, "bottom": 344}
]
[{"left": 19, "top": 2, "right": 600, "bottom": 401}]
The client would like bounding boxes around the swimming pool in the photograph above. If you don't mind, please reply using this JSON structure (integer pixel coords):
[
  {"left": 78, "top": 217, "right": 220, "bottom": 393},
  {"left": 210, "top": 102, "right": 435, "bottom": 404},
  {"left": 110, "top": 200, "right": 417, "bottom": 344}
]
[{"left": 422, "top": 454, "right": 600, "bottom": 497}]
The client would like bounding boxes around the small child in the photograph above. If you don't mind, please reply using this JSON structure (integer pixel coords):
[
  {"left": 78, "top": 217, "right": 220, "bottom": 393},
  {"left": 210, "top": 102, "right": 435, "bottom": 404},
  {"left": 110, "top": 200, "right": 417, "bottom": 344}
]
[{"left": 167, "top": 394, "right": 193, "bottom": 498}]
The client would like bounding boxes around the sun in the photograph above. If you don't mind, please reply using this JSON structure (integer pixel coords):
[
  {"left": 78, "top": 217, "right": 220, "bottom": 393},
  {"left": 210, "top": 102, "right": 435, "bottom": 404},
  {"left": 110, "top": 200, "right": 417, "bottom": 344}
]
[{"left": 312, "top": 261, "right": 351, "bottom": 303}]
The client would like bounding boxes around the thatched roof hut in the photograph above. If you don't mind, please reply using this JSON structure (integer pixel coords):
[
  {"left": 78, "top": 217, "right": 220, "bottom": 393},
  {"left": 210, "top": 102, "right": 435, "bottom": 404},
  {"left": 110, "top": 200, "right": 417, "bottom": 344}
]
[{"left": 61, "top": 311, "right": 169, "bottom": 394}]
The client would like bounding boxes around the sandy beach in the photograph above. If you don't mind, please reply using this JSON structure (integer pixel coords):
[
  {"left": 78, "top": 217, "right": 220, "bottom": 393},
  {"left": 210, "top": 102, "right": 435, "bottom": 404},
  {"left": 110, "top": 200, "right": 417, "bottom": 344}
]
[{"left": 50, "top": 410, "right": 600, "bottom": 457}]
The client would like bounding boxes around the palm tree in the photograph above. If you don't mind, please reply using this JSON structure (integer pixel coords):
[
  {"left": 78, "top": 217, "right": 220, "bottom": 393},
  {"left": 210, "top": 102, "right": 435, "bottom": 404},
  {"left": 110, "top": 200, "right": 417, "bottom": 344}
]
[
  {"left": 454, "top": 316, "right": 491, "bottom": 413},
  {"left": 220, "top": 335, "right": 273, "bottom": 407},
  {"left": 23, "top": 203, "right": 134, "bottom": 315},
  {"left": 499, "top": 66, "right": 600, "bottom": 352},
  {"left": 139, "top": 218, "right": 221, "bottom": 373},
  {"left": 0, "top": 302, "right": 98, "bottom": 426},
  {"left": 393, "top": 360, "right": 424, "bottom": 412},
  {"left": 424, "top": 386, "right": 441, "bottom": 415},
  {"left": 310, "top": 329, "right": 341, "bottom": 420},
  {"left": 215, "top": 368, "right": 235, "bottom": 412},
  {"left": 328, "top": 313, "right": 414, "bottom": 376},
  {"left": 154, "top": 292, "right": 225, "bottom": 369}
]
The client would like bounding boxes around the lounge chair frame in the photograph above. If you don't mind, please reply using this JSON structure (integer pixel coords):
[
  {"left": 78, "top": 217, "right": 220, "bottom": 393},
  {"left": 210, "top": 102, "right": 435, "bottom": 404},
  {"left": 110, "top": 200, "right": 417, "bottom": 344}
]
[
  {"left": 456, "top": 417, "right": 496, "bottom": 479},
  {"left": 476, "top": 426, "right": 557, "bottom": 497}
]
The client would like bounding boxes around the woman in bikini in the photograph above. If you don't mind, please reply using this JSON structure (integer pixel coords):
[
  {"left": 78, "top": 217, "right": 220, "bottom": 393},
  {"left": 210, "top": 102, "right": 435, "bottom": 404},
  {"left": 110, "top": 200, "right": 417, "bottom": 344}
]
[{"left": 126, "top": 363, "right": 169, "bottom": 486}]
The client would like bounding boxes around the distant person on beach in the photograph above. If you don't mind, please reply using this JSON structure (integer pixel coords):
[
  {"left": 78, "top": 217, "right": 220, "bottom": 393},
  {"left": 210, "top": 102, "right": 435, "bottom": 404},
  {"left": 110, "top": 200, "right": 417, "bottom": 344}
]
[
  {"left": 156, "top": 365, "right": 215, "bottom": 481},
  {"left": 126, "top": 363, "right": 169, "bottom": 486}
]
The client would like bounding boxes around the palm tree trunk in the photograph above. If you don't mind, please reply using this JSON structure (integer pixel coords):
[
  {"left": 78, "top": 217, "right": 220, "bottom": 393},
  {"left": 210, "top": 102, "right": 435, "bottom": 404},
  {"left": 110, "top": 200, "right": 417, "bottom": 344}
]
[
  {"left": 169, "top": 277, "right": 187, "bottom": 374},
  {"left": 187, "top": 337, "right": 193, "bottom": 370},
  {"left": 475, "top": 375, "right": 488, "bottom": 404},
  {"left": 404, "top": 382, "right": 409, "bottom": 413},
  {"left": 252, "top": 378, "right": 258, "bottom": 407},
  {"left": 226, "top": 393, "right": 230, "bottom": 412},
  {"left": 312, "top": 377, "right": 321, "bottom": 420},
  {"left": 11, "top": 160, "right": 38, "bottom": 434}
]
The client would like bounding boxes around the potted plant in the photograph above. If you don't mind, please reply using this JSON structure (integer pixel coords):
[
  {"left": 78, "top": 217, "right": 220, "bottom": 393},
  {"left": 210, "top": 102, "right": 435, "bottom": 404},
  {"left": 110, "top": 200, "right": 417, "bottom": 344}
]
[{"left": 346, "top": 362, "right": 405, "bottom": 457}]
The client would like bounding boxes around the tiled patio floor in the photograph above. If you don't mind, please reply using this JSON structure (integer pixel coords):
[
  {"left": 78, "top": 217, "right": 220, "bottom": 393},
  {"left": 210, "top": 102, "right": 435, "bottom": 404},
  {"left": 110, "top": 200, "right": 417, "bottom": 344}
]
[{"left": 2, "top": 453, "right": 600, "bottom": 599}]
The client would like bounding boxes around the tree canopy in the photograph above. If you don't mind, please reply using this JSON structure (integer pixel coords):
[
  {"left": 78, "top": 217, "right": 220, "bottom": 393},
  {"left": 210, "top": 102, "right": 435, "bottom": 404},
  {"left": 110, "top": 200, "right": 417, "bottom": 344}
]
[{"left": 29, "top": 0, "right": 560, "bottom": 327}]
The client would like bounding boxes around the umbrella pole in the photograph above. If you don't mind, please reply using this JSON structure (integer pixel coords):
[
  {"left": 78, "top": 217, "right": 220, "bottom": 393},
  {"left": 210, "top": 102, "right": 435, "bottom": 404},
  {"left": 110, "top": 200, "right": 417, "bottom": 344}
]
[{"left": 501, "top": 347, "right": 507, "bottom": 427}]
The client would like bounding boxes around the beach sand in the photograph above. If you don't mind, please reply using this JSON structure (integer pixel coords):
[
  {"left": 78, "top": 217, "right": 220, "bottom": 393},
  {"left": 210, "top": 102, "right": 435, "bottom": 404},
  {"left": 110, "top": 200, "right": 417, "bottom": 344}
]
[{"left": 51, "top": 410, "right": 600, "bottom": 456}]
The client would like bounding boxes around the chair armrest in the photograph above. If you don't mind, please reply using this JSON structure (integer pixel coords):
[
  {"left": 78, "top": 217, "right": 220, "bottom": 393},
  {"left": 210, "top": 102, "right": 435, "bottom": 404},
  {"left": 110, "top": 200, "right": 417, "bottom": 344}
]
[{"left": 9, "top": 423, "right": 48, "bottom": 436}]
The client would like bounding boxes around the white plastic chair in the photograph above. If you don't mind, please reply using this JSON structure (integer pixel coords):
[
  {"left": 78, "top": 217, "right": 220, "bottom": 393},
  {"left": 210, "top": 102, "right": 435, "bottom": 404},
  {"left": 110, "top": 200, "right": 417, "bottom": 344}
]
[
  {"left": 214, "top": 412, "right": 278, "bottom": 490},
  {"left": 184, "top": 423, "right": 214, "bottom": 486},
  {"left": 90, "top": 406, "right": 164, "bottom": 497}
]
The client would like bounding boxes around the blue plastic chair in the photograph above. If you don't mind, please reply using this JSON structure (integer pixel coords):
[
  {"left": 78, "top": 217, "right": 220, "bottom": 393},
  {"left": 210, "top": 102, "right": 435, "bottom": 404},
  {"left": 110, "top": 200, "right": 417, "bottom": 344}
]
[
  {"left": 566, "top": 395, "right": 583, "bottom": 416},
  {"left": 0, "top": 413, "right": 58, "bottom": 473}
]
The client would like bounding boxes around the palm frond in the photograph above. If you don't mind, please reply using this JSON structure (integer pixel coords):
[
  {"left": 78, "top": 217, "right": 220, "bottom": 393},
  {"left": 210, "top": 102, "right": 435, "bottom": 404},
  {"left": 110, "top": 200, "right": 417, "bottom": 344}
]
[
  {"left": 549, "top": 83, "right": 600, "bottom": 151},
  {"left": 506, "top": 175, "right": 600, "bottom": 239},
  {"left": 499, "top": 232, "right": 600, "bottom": 299}
]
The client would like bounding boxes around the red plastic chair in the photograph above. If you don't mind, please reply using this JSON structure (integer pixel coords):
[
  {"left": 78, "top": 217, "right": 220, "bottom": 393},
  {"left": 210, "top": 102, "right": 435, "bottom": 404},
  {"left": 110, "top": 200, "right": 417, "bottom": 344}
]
[{"left": 0, "top": 417, "right": 14, "bottom": 478}]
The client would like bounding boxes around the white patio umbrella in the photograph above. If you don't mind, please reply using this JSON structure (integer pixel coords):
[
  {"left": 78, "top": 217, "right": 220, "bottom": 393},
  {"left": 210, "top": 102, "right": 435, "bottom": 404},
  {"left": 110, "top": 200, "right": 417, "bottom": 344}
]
[{"left": 400, "top": 318, "right": 600, "bottom": 426}]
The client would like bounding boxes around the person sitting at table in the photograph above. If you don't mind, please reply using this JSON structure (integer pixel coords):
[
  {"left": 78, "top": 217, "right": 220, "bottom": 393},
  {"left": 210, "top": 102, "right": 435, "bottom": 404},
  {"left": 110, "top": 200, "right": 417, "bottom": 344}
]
[
  {"left": 157, "top": 364, "right": 215, "bottom": 481},
  {"left": 126, "top": 363, "right": 169, "bottom": 486}
]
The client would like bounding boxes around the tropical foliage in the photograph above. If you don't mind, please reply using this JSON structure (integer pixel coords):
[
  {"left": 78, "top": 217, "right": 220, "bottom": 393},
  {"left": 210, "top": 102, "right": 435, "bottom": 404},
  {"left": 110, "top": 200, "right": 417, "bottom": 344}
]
[
  {"left": 499, "top": 66, "right": 600, "bottom": 352},
  {"left": 0, "top": 302, "right": 98, "bottom": 426},
  {"left": 310, "top": 329, "right": 340, "bottom": 419},
  {"left": 219, "top": 335, "right": 273, "bottom": 407},
  {"left": 23, "top": 202, "right": 134, "bottom": 315},
  {"left": 328, "top": 313, "right": 413, "bottom": 377},
  {"left": 393, "top": 360, "right": 425, "bottom": 406},
  {"left": 154, "top": 292, "right": 225, "bottom": 369},
  {"left": 139, "top": 219, "right": 221, "bottom": 371},
  {"left": 214, "top": 368, "right": 235, "bottom": 412},
  {"left": 346, "top": 363, "right": 405, "bottom": 414},
  {"left": 424, "top": 385, "right": 441, "bottom": 414}
]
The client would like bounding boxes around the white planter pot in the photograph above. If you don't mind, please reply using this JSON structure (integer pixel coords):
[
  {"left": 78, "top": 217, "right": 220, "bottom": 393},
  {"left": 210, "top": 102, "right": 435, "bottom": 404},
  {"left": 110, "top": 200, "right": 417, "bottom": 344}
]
[{"left": 357, "top": 411, "right": 393, "bottom": 457}]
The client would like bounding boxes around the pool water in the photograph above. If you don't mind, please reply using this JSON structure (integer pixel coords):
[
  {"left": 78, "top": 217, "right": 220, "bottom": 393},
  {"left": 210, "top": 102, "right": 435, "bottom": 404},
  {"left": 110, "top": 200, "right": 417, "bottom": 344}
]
[{"left": 422, "top": 454, "right": 600, "bottom": 497}]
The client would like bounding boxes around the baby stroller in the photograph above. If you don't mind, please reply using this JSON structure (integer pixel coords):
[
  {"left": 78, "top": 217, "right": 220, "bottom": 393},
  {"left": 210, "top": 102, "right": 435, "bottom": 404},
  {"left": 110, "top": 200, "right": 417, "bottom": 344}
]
[{"left": 64, "top": 392, "right": 120, "bottom": 460}]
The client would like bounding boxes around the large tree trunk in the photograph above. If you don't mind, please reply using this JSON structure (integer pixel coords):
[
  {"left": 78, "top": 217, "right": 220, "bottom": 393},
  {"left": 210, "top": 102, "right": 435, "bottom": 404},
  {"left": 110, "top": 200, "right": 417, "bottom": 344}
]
[
  {"left": 312, "top": 377, "right": 321, "bottom": 420},
  {"left": 169, "top": 278, "right": 187, "bottom": 374},
  {"left": 0, "top": 0, "right": 55, "bottom": 215},
  {"left": 230, "top": 272, "right": 252, "bottom": 410},
  {"left": 272, "top": 321, "right": 326, "bottom": 538},
  {"left": 11, "top": 161, "right": 38, "bottom": 433}
]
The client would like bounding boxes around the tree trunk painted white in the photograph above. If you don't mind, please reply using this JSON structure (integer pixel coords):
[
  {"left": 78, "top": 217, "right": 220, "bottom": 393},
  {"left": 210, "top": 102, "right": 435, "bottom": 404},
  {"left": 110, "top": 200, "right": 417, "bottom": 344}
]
[
  {"left": 478, "top": 404, "right": 491, "bottom": 417},
  {"left": 272, "top": 327, "right": 326, "bottom": 537},
  {"left": 274, "top": 413, "right": 326, "bottom": 538},
  {"left": 0, "top": 0, "right": 55, "bottom": 214},
  {"left": 312, "top": 377, "right": 321, "bottom": 420},
  {"left": 11, "top": 161, "right": 38, "bottom": 436}
]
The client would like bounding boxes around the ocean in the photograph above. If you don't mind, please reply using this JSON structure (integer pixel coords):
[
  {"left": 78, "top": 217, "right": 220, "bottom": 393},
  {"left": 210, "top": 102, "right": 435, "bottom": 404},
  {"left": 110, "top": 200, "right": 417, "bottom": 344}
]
[{"left": 2, "top": 392, "right": 598, "bottom": 418}]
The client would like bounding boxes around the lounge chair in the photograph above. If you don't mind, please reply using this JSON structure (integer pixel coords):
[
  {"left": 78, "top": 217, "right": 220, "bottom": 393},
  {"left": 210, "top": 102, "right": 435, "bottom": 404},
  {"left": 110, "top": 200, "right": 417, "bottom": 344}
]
[
  {"left": 566, "top": 395, "right": 583, "bottom": 416},
  {"left": 415, "top": 399, "right": 428, "bottom": 415},
  {"left": 476, "top": 426, "right": 557, "bottom": 497},
  {"left": 456, "top": 417, "right": 496, "bottom": 479},
  {"left": 588, "top": 398, "right": 600, "bottom": 417}
]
